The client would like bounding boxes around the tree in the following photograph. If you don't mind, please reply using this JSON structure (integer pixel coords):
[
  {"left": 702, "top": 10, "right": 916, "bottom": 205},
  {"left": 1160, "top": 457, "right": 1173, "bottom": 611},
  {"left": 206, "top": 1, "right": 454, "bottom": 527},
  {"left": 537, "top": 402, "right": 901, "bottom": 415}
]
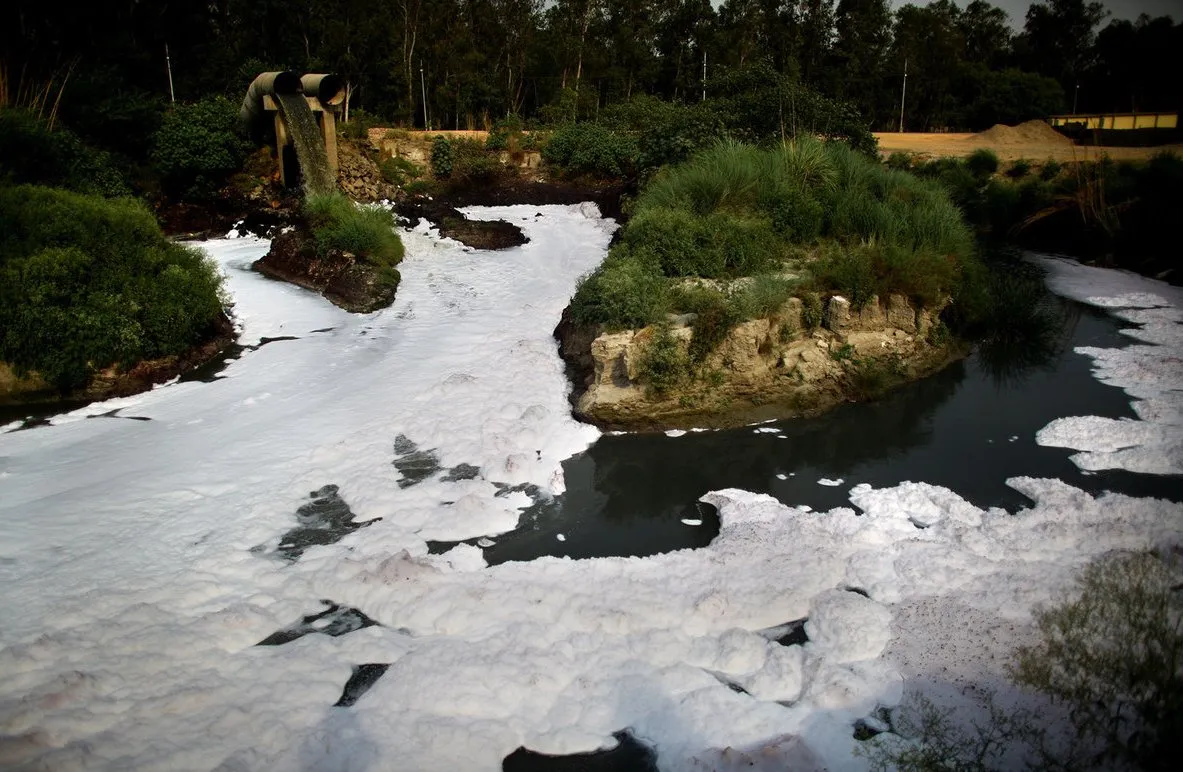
[
  {"left": 957, "top": 1, "right": 1012, "bottom": 69},
  {"left": 799, "top": 0, "right": 836, "bottom": 84},
  {"left": 888, "top": 2, "right": 964, "bottom": 131},
  {"left": 826, "top": 0, "right": 893, "bottom": 126},
  {"left": 1014, "top": 0, "right": 1108, "bottom": 102}
]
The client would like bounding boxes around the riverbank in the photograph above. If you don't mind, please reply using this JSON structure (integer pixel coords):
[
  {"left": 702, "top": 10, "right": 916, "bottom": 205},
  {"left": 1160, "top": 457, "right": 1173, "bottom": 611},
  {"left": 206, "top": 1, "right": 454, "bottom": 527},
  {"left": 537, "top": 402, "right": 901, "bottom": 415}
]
[{"left": 557, "top": 293, "right": 963, "bottom": 430}]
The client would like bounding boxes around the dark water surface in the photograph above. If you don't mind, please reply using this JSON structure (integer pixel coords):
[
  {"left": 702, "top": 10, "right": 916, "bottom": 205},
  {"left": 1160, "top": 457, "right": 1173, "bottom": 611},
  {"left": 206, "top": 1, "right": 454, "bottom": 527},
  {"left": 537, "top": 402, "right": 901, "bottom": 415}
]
[{"left": 477, "top": 300, "right": 1183, "bottom": 565}]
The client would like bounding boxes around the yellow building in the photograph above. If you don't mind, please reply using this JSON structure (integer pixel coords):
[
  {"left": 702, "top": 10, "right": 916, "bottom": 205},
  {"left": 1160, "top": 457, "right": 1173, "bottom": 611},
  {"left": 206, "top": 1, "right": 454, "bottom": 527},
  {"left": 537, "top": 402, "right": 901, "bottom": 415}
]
[{"left": 1048, "top": 112, "right": 1178, "bottom": 130}]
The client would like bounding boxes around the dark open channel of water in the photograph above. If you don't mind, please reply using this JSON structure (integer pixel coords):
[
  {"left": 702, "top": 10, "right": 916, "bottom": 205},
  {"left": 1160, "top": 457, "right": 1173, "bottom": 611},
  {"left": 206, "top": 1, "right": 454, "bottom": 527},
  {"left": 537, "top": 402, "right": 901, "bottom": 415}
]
[{"left": 438, "top": 298, "right": 1182, "bottom": 566}]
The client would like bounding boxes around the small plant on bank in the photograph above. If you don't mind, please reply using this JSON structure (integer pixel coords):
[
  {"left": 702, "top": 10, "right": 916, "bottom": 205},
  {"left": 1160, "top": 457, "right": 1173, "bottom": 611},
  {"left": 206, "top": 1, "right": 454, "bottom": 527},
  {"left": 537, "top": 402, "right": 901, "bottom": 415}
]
[
  {"left": 802, "top": 292, "right": 824, "bottom": 330},
  {"left": 1039, "top": 158, "right": 1063, "bottom": 181},
  {"left": 304, "top": 192, "right": 404, "bottom": 267},
  {"left": 885, "top": 151, "right": 915, "bottom": 171},
  {"left": 1012, "top": 551, "right": 1183, "bottom": 769},
  {"left": 965, "top": 148, "right": 1000, "bottom": 179},
  {"left": 379, "top": 156, "right": 421, "bottom": 187},
  {"left": 860, "top": 551, "right": 1183, "bottom": 771},
  {"left": 1007, "top": 158, "right": 1032, "bottom": 179},
  {"left": 430, "top": 135, "right": 453, "bottom": 178},
  {"left": 637, "top": 323, "right": 688, "bottom": 396}
]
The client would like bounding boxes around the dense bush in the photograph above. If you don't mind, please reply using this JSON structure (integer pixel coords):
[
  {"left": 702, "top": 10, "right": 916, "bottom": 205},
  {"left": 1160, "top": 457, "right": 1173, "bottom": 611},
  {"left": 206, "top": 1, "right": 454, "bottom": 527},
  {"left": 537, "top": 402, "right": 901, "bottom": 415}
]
[
  {"left": 541, "top": 122, "right": 639, "bottom": 178},
  {"left": 379, "top": 156, "right": 422, "bottom": 187},
  {"left": 0, "top": 185, "right": 225, "bottom": 389},
  {"left": 0, "top": 109, "right": 130, "bottom": 197},
  {"left": 964, "top": 148, "right": 1000, "bottom": 179},
  {"left": 430, "top": 136, "right": 454, "bottom": 178},
  {"left": 304, "top": 192, "right": 404, "bottom": 268},
  {"left": 151, "top": 96, "right": 253, "bottom": 200},
  {"left": 568, "top": 253, "right": 667, "bottom": 330},
  {"left": 572, "top": 138, "right": 978, "bottom": 345}
]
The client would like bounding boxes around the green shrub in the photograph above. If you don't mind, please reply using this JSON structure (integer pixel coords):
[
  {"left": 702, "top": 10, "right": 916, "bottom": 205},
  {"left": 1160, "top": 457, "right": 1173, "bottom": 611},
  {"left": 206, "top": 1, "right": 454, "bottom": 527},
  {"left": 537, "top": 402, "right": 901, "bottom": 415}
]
[
  {"left": 485, "top": 115, "right": 523, "bottom": 151},
  {"left": 0, "top": 185, "right": 225, "bottom": 389},
  {"left": 379, "top": 156, "right": 421, "bottom": 186},
  {"left": 965, "top": 148, "right": 1000, "bottom": 179},
  {"left": 541, "top": 123, "right": 638, "bottom": 178},
  {"left": 623, "top": 208, "right": 777, "bottom": 279},
  {"left": 801, "top": 292, "right": 824, "bottom": 329},
  {"left": 1039, "top": 158, "right": 1063, "bottom": 181},
  {"left": 1006, "top": 158, "right": 1032, "bottom": 179},
  {"left": 339, "top": 109, "right": 381, "bottom": 140},
  {"left": 733, "top": 274, "right": 797, "bottom": 319},
  {"left": 0, "top": 109, "right": 130, "bottom": 197},
  {"left": 885, "top": 151, "right": 915, "bottom": 171},
  {"left": 814, "top": 244, "right": 879, "bottom": 310},
  {"left": 449, "top": 137, "right": 503, "bottom": 183},
  {"left": 430, "top": 136, "right": 454, "bottom": 178},
  {"left": 569, "top": 254, "right": 667, "bottom": 330},
  {"left": 151, "top": 96, "right": 253, "bottom": 199},
  {"left": 637, "top": 323, "right": 688, "bottom": 395},
  {"left": 305, "top": 192, "right": 403, "bottom": 266},
  {"left": 688, "top": 296, "right": 741, "bottom": 364}
]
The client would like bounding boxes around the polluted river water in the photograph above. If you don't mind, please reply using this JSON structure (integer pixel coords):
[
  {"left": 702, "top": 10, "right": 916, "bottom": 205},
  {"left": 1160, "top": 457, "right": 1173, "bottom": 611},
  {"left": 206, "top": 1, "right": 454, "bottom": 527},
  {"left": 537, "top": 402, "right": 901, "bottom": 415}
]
[{"left": 0, "top": 204, "right": 1180, "bottom": 770}]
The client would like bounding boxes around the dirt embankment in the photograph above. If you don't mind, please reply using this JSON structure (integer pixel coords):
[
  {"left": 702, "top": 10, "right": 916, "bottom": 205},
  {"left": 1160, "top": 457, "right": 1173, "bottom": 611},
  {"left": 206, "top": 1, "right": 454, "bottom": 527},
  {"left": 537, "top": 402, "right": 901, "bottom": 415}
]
[
  {"left": 876, "top": 120, "right": 1183, "bottom": 162},
  {"left": 556, "top": 294, "right": 960, "bottom": 431}
]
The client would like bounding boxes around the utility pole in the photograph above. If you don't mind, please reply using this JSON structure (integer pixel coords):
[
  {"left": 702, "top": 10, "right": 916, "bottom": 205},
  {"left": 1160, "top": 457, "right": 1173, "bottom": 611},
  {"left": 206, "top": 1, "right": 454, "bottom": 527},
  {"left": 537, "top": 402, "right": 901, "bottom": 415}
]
[
  {"left": 898, "top": 57, "right": 907, "bottom": 133},
  {"left": 1073, "top": 82, "right": 1079, "bottom": 115},
  {"left": 165, "top": 44, "right": 176, "bottom": 104},
  {"left": 702, "top": 50, "right": 707, "bottom": 102},
  {"left": 420, "top": 62, "right": 428, "bottom": 130}
]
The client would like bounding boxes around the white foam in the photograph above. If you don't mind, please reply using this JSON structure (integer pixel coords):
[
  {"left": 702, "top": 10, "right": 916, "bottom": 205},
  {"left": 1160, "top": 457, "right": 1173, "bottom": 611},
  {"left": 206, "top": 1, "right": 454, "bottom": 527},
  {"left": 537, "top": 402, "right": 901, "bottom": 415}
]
[
  {"left": 1, "top": 229, "right": 1181, "bottom": 772},
  {"left": 818, "top": 478, "right": 844, "bottom": 487},
  {"left": 1032, "top": 255, "right": 1183, "bottom": 474}
]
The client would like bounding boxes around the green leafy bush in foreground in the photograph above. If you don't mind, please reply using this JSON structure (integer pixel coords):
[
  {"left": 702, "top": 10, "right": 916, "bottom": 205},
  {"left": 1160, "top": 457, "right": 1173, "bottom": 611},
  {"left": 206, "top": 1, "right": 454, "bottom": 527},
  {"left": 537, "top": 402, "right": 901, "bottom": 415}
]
[
  {"left": 304, "top": 192, "right": 404, "bottom": 268},
  {"left": 0, "top": 185, "right": 225, "bottom": 389}
]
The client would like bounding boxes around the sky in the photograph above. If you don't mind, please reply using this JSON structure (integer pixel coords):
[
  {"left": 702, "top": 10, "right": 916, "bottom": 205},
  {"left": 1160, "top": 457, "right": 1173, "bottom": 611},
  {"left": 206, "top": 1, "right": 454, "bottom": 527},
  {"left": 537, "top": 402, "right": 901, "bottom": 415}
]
[{"left": 889, "top": 0, "right": 1180, "bottom": 28}]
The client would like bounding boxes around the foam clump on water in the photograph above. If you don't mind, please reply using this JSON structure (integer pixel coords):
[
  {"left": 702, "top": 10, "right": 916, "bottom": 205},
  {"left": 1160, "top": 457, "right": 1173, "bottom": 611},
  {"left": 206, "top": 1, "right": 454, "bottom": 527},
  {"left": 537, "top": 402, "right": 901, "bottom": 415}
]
[{"left": 1032, "top": 256, "right": 1183, "bottom": 473}]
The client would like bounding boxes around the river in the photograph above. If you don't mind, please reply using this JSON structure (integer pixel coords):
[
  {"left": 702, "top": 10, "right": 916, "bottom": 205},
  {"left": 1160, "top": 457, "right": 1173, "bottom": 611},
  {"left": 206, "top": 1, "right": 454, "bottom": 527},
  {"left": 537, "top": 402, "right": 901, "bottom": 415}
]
[{"left": 1, "top": 205, "right": 1179, "bottom": 771}]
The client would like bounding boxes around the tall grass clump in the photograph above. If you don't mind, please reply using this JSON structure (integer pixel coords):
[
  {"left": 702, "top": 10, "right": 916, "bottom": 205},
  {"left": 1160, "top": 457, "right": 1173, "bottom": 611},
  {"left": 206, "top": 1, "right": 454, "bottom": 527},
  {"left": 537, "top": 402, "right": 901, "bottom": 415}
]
[
  {"left": 0, "top": 184, "right": 224, "bottom": 389},
  {"left": 305, "top": 192, "right": 404, "bottom": 267},
  {"left": 577, "top": 138, "right": 976, "bottom": 343}
]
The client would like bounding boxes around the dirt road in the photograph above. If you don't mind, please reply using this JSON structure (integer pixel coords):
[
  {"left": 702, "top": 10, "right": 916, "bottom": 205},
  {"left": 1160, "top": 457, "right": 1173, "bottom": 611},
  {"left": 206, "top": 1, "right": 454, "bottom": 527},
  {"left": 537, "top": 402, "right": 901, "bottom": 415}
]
[{"left": 875, "top": 121, "right": 1181, "bottom": 163}]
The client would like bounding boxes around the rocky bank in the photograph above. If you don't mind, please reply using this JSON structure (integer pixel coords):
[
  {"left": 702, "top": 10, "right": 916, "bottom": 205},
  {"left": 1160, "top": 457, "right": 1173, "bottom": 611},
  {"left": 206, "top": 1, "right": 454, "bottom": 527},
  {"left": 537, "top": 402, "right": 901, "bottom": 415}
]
[{"left": 557, "top": 293, "right": 960, "bottom": 430}]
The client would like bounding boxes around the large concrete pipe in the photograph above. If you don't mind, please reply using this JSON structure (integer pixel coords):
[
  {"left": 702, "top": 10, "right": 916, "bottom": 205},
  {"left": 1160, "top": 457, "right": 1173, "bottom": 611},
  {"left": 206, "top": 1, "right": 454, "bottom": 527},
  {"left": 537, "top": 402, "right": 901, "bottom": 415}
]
[
  {"left": 239, "top": 71, "right": 303, "bottom": 144},
  {"left": 300, "top": 74, "right": 346, "bottom": 107}
]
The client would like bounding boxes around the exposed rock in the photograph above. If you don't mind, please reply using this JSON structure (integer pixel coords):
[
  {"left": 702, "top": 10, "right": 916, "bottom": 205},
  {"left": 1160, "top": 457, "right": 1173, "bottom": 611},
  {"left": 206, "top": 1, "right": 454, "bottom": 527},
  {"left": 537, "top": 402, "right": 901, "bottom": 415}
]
[
  {"left": 394, "top": 198, "right": 527, "bottom": 250},
  {"left": 887, "top": 294, "right": 918, "bottom": 333},
  {"left": 557, "top": 293, "right": 961, "bottom": 430},
  {"left": 336, "top": 142, "right": 396, "bottom": 203},
  {"left": 253, "top": 231, "right": 398, "bottom": 314},
  {"left": 825, "top": 296, "right": 852, "bottom": 331}
]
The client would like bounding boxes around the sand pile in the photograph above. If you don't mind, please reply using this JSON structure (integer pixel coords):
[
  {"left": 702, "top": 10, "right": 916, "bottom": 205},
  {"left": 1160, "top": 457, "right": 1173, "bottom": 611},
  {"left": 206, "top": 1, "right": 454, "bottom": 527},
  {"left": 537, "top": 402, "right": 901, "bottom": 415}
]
[{"left": 967, "top": 120, "right": 1074, "bottom": 147}]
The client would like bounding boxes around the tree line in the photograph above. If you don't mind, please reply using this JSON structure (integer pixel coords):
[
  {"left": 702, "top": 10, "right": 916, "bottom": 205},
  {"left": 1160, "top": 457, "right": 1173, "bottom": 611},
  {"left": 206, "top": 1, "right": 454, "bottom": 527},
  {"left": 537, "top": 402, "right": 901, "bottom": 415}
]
[{"left": 3, "top": 0, "right": 1180, "bottom": 157}]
